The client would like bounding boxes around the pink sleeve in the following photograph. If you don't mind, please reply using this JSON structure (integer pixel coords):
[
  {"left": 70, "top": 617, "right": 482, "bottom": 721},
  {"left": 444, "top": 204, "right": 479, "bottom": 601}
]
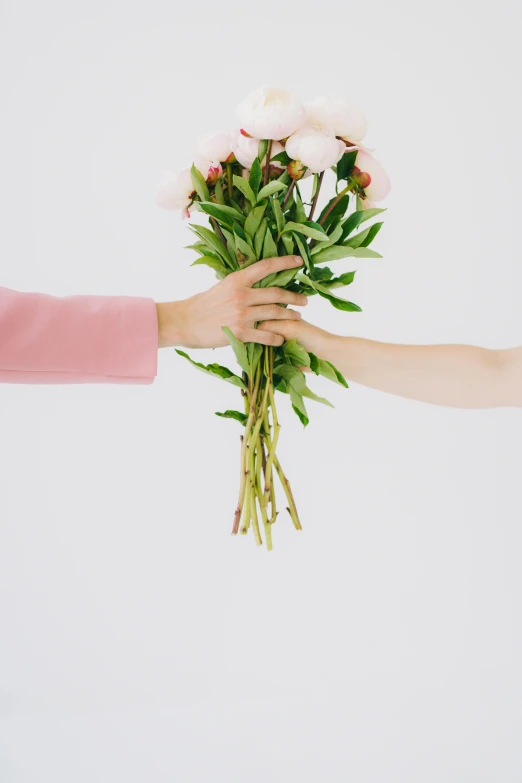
[{"left": 0, "top": 287, "right": 158, "bottom": 384}]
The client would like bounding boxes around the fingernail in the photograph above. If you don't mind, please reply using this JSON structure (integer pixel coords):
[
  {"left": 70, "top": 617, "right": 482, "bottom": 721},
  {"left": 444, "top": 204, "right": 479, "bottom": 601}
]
[{"left": 294, "top": 256, "right": 303, "bottom": 265}]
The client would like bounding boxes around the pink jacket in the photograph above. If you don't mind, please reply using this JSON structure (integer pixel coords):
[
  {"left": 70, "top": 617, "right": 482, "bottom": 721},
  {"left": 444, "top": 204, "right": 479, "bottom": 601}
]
[{"left": 0, "top": 287, "right": 158, "bottom": 384}]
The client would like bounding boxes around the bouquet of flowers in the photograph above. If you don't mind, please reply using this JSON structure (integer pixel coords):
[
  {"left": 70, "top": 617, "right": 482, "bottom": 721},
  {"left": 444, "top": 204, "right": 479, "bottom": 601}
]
[{"left": 157, "top": 87, "right": 390, "bottom": 549}]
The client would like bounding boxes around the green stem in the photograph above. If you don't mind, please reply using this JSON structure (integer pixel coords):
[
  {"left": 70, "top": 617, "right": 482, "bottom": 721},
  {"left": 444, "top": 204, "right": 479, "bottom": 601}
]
[
  {"left": 274, "top": 456, "right": 302, "bottom": 530},
  {"left": 250, "top": 444, "right": 262, "bottom": 546},
  {"left": 263, "top": 349, "right": 280, "bottom": 507},
  {"left": 308, "top": 171, "right": 324, "bottom": 221},
  {"left": 263, "top": 140, "right": 273, "bottom": 186},
  {"left": 282, "top": 178, "right": 296, "bottom": 209},
  {"left": 226, "top": 163, "right": 233, "bottom": 199},
  {"left": 318, "top": 182, "right": 352, "bottom": 227},
  {"left": 233, "top": 365, "right": 260, "bottom": 534},
  {"left": 255, "top": 435, "right": 272, "bottom": 550}
]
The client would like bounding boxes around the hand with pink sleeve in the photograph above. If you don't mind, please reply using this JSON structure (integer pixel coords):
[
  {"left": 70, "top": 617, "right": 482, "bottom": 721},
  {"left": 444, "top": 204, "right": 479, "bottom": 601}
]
[{"left": 0, "top": 255, "right": 306, "bottom": 385}]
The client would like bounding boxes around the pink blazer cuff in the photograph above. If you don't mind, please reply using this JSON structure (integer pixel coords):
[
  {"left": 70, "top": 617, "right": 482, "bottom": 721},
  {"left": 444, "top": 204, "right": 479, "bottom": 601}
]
[{"left": 0, "top": 287, "right": 158, "bottom": 384}]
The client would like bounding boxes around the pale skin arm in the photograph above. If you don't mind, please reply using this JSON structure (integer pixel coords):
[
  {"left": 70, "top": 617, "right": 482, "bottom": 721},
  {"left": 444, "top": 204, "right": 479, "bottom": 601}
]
[
  {"left": 258, "top": 319, "right": 522, "bottom": 409},
  {"left": 155, "top": 255, "right": 307, "bottom": 349}
]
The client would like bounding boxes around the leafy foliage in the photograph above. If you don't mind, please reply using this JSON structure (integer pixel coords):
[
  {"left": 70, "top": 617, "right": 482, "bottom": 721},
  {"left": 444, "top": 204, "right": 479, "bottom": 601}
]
[
  {"left": 175, "top": 350, "right": 246, "bottom": 389},
  {"left": 215, "top": 410, "right": 248, "bottom": 425}
]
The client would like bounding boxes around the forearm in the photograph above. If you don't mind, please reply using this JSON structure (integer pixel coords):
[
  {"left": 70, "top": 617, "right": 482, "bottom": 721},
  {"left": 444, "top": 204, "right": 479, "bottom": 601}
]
[
  {"left": 0, "top": 287, "right": 158, "bottom": 384},
  {"left": 315, "top": 334, "right": 522, "bottom": 409}
]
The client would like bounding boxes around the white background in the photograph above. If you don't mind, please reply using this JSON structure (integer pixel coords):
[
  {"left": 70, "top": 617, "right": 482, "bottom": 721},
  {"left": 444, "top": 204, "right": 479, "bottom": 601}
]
[{"left": 1, "top": 1, "right": 521, "bottom": 781}]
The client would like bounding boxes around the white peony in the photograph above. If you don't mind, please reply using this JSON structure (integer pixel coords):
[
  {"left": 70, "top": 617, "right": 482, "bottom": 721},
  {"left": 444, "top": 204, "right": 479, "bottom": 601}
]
[
  {"left": 193, "top": 157, "right": 222, "bottom": 184},
  {"left": 195, "top": 130, "right": 235, "bottom": 163},
  {"left": 286, "top": 127, "right": 346, "bottom": 174},
  {"left": 237, "top": 86, "right": 305, "bottom": 141},
  {"left": 354, "top": 149, "right": 391, "bottom": 202},
  {"left": 231, "top": 134, "right": 284, "bottom": 170},
  {"left": 304, "top": 96, "right": 368, "bottom": 142},
  {"left": 156, "top": 168, "right": 194, "bottom": 211}
]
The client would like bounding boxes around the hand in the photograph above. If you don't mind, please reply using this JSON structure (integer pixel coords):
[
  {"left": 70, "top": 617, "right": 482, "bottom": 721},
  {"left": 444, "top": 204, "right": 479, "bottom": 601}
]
[
  {"left": 156, "top": 255, "right": 307, "bottom": 349},
  {"left": 257, "top": 317, "right": 334, "bottom": 358}
]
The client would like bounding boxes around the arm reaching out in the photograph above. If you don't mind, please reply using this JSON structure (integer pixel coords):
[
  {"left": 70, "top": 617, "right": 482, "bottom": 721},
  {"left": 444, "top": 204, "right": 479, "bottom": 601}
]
[
  {"left": 258, "top": 319, "right": 522, "bottom": 409},
  {"left": 0, "top": 255, "right": 306, "bottom": 385}
]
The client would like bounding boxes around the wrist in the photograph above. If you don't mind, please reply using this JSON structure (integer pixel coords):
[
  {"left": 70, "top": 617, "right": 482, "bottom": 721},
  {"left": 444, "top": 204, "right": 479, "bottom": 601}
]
[
  {"left": 155, "top": 300, "right": 189, "bottom": 348},
  {"left": 298, "top": 322, "right": 336, "bottom": 358}
]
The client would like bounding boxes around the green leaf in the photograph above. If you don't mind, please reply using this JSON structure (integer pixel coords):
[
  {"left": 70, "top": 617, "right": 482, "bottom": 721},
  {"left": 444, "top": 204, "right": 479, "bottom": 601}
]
[
  {"left": 273, "top": 364, "right": 333, "bottom": 407},
  {"left": 190, "top": 163, "right": 210, "bottom": 202},
  {"left": 257, "top": 181, "right": 288, "bottom": 202},
  {"left": 294, "top": 188, "right": 307, "bottom": 223},
  {"left": 271, "top": 150, "right": 292, "bottom": 166},
  {"left": 230, "top": 197, "right": 246, "bottom": 216},
  {"left": 292, "top": 231, "right": 313, "bottom": 274},
  {"left": 233, "top": 175, "right": 256, "bottom": 205},
  {"left": 254, "top": 217, "right": 268, "bottom": 259},
  {"left": 312, "top": 244, "right": 382, "bottom": 264},
  {"left": 263, "top": 226, "right": 278, "bottom": 259},
  {"left": 215, "top": 410, "right": 248, "bottom": 425},
  {"left": 257, "top": 267, "right": 299, "bottom": 289},
  {"left": 281, "top": 232, "right": 294, "bottom": 255},
  {"left": 309, "top": 353, "right": 320, "bottom": 374},
  {"left": 244, "top": 204, "right": 267, "bottom": 240},
  {"left": 283, "top": 338, "right": 311, "bottom": 368},
  {"left": 189, "top": 225, "right": 233, "bottom": 267},
  {"left": 337, "top": 151, "right": 358, "bottom": 182},
  {"left": 277, "top": 170, "right": 291, "bottom": 186},
  {"left": 234, "top": 227, "right": 256, "bottom": 265},
  {"left": 258, "top": 139, "right": 269, "bottom": 163},
  {"left": 272, "top": 196, "right": 285, "bottom": 234},
  {"left": 249, "top": 158, "right": 262, "bottom": 196},
  {"left": 283, "top": 221, "right": 327, "bottom": 242},
  {"left": 222, "top": 326, "right": 250, "bottom": 375},
  {"left": 340, "top": 208, "right": 386, "bottom": 241},
  {"left": 317, "top": 194, "right": 350, "bottom": 230},
  {"left": 300, "top": 273, "right": 362, "bottom": 312},
  {"left": 321, "top": 271, "right": 356, "bottom": 289},
  {"left": 316, "top": 359, "right": 348, "bottom": 387},
  {"left": 360, "top": 221, "right": 383, "bottom": 247},
  {"left": 175, "top": 349, "right": 246, "bottom": 389},
  {"left": 214, "top": 180, "right": 225, "bottom": 205},
  {"left": 220, "top": 227, "right": 236, "bottom": 261},
  {"left": 310, "top": 220, "right": 344, "bottom": 255},
  {"left": 289, "top": 386, "right": 309, "bottom": 427},
  {"left": 191, "top": 255, "right": 228, "bottom": 278},
  {"left": 185, "top": 241, "right": 212, "bottom": 255},
  {"left": 198, "top": 202, "right": 245, "bottom": 227},
  {"left": 343, "top": 226, "right": 372, "bottom": 248},
  {"left": 312, "top": 266, "right": 334, "bottom": 281},
  {"left": 233, "top": 221, "right": 251, "bottom": 244},
  {"left": 342, "top": 222, "right": 383, "bottom": 250}
]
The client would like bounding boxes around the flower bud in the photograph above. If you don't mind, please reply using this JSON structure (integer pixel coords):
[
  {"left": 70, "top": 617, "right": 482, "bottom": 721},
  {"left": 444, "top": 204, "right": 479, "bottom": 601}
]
[
  {"left": 287, "top": 159, "right": 307, "bottom": 180},
  {"left": 353, "top": 150, "right": 391, "bottom": 202},
  {"left": 352, "top": 167, "right": 371, "bottom": 189}
]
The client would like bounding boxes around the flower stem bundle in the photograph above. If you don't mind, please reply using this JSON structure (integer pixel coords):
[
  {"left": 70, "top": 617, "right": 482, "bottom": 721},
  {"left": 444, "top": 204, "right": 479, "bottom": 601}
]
[{"left": 157, "top": 87, "right": 390, "bottom": 549}]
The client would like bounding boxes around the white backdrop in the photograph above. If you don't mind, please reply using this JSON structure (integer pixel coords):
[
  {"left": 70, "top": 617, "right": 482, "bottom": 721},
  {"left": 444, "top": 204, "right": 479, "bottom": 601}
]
[{"left": 1, "top": 1, "right": 521, "bottom": 781}]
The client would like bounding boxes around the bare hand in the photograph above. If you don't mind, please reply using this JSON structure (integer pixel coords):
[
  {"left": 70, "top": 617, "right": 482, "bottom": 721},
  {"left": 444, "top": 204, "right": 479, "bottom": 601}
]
[
  {"left": 156, "top": 255, "right": 307, "bottom": 349},
  {"left": 257, "top": 317, "right": 332, "bottom": 357}
]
